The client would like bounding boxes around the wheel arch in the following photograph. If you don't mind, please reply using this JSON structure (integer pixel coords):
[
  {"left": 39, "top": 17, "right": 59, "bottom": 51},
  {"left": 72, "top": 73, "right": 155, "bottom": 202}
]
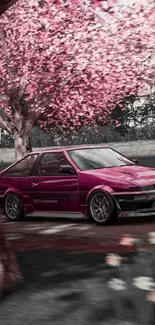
[
  {"left": 3, "top": 189, "right": 24, "bottom": 221},
  {"left": 86, "top": 185, "right": 114, "bottom": 203},
  {"left": 85, "top": 185, "right": 121, "bottom": 225},
  {"left": 85, "top": 185, "right": 117, "bottom": 216},
  {"left": 3, "top": 187, "right": 23, "bottom": 202}
]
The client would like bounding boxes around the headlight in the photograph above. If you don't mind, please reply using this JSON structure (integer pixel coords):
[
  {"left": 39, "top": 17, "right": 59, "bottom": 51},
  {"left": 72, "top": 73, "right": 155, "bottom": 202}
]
[
  {"left": 141, "top": 185, "right": 154, "bottom": 191},
  {"left": 128, "top": 186, "right": 141, "bottom": 192}
]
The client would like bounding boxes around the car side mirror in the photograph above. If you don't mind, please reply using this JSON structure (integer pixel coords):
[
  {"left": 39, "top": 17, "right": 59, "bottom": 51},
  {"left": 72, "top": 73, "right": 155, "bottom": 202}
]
[
  {"left": 59, "top": 165, "right": 75, "bottom": 174},
  {"left": 132, "top": 159, "right": 139, "bottom": 165}
]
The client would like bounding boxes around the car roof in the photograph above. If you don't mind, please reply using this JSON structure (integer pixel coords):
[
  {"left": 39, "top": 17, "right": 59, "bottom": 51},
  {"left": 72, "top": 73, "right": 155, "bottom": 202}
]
[{"left": 31, "top": 144, "right": 109, "bottom": 155}]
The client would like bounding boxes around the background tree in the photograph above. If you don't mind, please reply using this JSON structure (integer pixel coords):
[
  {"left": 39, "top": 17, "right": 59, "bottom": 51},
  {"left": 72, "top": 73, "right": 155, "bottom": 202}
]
[
  {"left": 0, "top": 0, "right": 154, "bottom": 160},
  {"left": 0, "top": 0, "right": 107, "bottom": 159},
  {"left": 0, "top": 0, "right": 120, "bottom": 16}
]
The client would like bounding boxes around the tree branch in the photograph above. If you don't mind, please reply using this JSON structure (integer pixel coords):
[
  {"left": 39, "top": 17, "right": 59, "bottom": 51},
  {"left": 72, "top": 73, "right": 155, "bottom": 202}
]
[
  {"left": 0, "top": 93, "right": 7, "bottom": 101},
  {"left": 19, "top": 77, "right": 28, "bottom": 99},
  {"left": 0, "top": 1, "right": 18, "bottom": 15},
  {"left": 0, "top": 27, "right": 15, "bottom": 81},
  {"left": 21, "top": 117, "right": 36, "bottom": 137}
]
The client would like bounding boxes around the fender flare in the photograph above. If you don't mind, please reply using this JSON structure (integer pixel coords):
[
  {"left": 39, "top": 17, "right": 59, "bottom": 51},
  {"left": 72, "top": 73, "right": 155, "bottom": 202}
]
[
  {"left": 3, "top": 187, "right": 23, "bottom": 201},
  {"left": 86, "top": 185, "right": 121, "bottom": 217},
  {"left": 86, "top": 185, "right": 114, "bottom": 204}
]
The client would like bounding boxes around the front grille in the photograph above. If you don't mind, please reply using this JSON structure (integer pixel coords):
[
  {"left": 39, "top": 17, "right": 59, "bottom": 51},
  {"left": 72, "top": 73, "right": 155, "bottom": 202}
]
[
  {"left": 137, "top": 202, "right": 154, "bottom": 210},
  {"left": 120, "top": 201, "right": 154, "bottom": 212}
]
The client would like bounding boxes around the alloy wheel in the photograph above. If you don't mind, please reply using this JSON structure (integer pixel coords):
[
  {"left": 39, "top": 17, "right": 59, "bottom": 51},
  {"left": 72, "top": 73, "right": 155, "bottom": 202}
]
[
  {"left": 90, "top": 192, "right": 111, "bottom": 223},
  {"left": 5, "top": 194, "right": 20, "bottom": 220}
]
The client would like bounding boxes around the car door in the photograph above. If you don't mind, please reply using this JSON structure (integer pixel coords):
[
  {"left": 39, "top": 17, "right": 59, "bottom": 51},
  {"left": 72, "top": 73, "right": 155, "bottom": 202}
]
[
  {"left": 0, "top": 153, "right": 39, "bottom": 196},
  {"left": 0, "top": 153, "right": 39, "bottom": 214},
  {"left": 30, "top": 151, "right": 79, "bottom": 212}
]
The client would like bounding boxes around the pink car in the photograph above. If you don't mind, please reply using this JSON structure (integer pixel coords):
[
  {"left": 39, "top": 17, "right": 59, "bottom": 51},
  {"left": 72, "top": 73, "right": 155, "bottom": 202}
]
[{"left": 1, "top": 145, "right": 155, "bottom": 225}]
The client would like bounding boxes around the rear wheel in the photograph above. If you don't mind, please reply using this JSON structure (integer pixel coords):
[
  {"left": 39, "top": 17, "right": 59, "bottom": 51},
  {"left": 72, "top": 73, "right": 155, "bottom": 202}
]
[
  {"left": 88, "top": 190, "right": 117, "bottom": 225},
  {"left": 4, "top": 193, "right": 23, "bottom": 222}
]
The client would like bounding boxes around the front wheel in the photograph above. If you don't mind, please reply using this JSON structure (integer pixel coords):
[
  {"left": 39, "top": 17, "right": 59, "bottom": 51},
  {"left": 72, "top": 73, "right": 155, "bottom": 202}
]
[
  {"left": 4, "top": 193, "right": 23, "bottom": 222},
  {"left": 88, "top": 191, "right": 116, "bottom": 225}
]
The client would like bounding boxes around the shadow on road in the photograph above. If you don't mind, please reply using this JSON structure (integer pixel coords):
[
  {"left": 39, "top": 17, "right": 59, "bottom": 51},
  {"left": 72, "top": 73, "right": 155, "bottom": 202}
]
[
  {"left": 1, "top": 248, "right": 154, "bottom": 325},
  {"left": 0, "top": 249, "right": 116, "bottom": 325}
]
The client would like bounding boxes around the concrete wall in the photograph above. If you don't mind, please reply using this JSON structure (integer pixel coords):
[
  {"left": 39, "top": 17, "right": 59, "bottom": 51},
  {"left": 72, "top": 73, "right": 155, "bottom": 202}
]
[{"left": 110, "top": 140, "right": 155, "bottom": 158}]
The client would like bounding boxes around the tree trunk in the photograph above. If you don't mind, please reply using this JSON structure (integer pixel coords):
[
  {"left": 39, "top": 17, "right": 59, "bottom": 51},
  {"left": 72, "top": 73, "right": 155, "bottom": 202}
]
[
  {"left": 14, "top": 133, "right": 27, "bottom": 161},
  {"left": 26, "top": 136, "right": 32, "bottom": 154}
]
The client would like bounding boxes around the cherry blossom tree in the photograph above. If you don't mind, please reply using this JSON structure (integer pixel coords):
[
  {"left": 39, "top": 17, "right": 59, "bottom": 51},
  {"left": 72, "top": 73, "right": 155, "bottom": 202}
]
[
  {"left": 0, "top": 0, "right": 118, "bottom": 16},
  {"left": 0, "top": 0, "right": 101, "bottom": 159},
  {"left": 0, "top": 0, "right": 154, "bottom": 160}
]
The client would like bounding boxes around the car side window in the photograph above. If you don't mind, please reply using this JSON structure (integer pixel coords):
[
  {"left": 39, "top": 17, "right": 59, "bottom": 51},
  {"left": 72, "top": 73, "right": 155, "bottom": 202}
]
[
  {"left": 36, "top": 152, "right": 72, "bottom": 176},
  {"left": 2, "top": 154, "right": 38, "bottom": 177}
]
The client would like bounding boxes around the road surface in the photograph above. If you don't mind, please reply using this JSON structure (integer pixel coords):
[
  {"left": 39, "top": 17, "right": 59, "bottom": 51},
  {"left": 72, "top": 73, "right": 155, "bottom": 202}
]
[
  {"left": 1, "top": 214, "right": 155, "bottom": 325},
  {"left": 3, "top": 213, "right": 155, "bottom": 251}
]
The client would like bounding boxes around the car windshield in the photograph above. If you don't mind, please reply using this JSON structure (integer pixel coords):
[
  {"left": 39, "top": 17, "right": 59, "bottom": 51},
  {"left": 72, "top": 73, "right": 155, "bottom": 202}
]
[{"left": 68, "top": 147, "right": 135, "bottom": 171}]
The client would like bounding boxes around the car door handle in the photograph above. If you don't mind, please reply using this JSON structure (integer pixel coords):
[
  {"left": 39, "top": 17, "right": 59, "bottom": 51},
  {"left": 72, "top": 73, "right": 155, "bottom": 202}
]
[{"left": 32, "top": 180, "right": 39, "bottom": 187}]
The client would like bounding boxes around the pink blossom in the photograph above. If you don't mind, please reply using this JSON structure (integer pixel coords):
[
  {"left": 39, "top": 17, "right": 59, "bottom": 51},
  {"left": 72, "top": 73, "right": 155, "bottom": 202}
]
[{"left": 0, "top": 0, "right": 154, "bottom": 160}]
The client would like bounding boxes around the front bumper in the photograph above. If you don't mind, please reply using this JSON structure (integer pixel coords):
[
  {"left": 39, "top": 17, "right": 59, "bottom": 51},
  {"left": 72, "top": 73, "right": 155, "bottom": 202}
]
[
  {"left": 119, "top": 207, "right": 155, "bottom": 218},
  {"left": 113, "top": 190, "right": 155, "bottom": 218}
]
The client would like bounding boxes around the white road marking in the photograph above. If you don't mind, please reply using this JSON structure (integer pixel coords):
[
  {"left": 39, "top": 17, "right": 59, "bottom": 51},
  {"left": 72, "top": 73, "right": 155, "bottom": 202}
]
[
  {"left": 40, "top": 229, "right": 65, "bottom": 234},
  {"left": 40, "top": 223, "right": 79, "bottom": 234},
  {"left": 7, "top": 235, "right": 23, "bottom": 240},
  {"left": 40, "top": 224, "right": 92, "bottom": 235},
  {"left": 24, "top": 226, "right": 48, "bottom": 231},
  {"left": 73, "top": 226, "right": 92, "bottom": 231}
]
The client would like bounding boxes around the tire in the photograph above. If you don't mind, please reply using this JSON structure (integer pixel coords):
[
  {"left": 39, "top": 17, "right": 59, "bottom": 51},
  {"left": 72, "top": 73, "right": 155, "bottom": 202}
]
[
  {"left": 88, "top": 190, "right": 116, "bottom": 225},
  {"left": 4, "top": 193, "right": 23, "bottom": 222}
]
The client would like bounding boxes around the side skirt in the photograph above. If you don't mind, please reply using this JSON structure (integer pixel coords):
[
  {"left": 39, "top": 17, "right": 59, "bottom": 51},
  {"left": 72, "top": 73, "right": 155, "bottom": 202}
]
[{"left": 26, "top": 211, "right": 86, "bottom": 218}]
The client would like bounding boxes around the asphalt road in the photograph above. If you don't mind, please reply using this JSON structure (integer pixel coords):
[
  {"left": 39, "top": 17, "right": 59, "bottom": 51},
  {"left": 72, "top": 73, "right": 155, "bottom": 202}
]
[
  {"left": 1, "top": 222, "right": 155, "bottom": 325},
  {"left": 0, "top": 248, "right": 134, "bottom": 325},
  {"left": 2, "top": 215, "right": 155, "bottom": 325},
  {"left": 4, "top": 214, "right": 155, "bottom": 249}
]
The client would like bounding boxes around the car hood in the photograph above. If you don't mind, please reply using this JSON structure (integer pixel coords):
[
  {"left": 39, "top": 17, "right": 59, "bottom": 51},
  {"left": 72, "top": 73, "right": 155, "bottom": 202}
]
[{"left": 83, "top": 165, "right": 155, "bottom": 188}]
